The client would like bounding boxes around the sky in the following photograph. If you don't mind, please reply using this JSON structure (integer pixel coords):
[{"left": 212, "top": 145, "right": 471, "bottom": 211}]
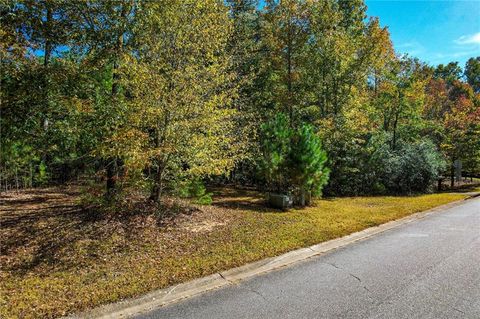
[{"left": 365, "top": 0, "right": 480, "bottom": 68}]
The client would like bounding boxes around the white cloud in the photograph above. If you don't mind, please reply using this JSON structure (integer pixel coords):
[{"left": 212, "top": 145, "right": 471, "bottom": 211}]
[
  {"left": 455, "top": 32, "right": 480, "bottom": 45},
  {"left": 428, "top": 48, "right": 480, "bottom": 65},
  {"left": 395, "top": 40, "right": 425, "bottom": 56}
]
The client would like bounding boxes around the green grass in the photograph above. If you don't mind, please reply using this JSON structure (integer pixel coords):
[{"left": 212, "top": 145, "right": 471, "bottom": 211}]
[{"left": 0, "top": 188, "right": 471, "bottom": 318}]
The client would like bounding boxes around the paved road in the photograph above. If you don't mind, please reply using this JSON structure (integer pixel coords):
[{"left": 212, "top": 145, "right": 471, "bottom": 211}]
[{"left": 137, "top": 198, "right": 480, "bottom": 319}]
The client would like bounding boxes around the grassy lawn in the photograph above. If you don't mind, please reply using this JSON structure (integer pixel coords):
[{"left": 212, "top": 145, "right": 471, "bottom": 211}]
[{"left": 0, "top": 187, "right": 473, "bottom": 318}]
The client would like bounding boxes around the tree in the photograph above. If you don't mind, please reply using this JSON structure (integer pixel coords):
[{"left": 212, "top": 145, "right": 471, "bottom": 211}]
[
  {"left": 465, "top": 57, "right": 480, "bottom": 93},
  {"left": 0, "top": 0, "right": 88, "bottom": 187},
  {"left": 372, "top": 57, "right": 429, "bottom": 150},
  {"left": 288, "top": 124, "right": 329, "bottom": 205},
  {"left": 259, "top": 113, "right": 291, "bottom": 193},
  {"left": 260, "top": 113, "right": 329, "bottom": 206},
  {"left": 2, "top": 0, "right": 477, "bottom": 201},
  {"left": 305, "top": 0, "right": 387, "bottom": 120},
  {"left": 434, "top": 62, "right": 462, "bottom": 83},
  {"left": 225, "top": 0, "right": 263, "bottom": 182},
  {"left": 441, "top": 85, "right": 480, "bottom": 184},
  {"left": 261, "top": 0, "right": 311, "bottom": 123},
  {"left": 68, "top": 0, "right": 138, "bottom": 197},
  {"left": 424, "top": 67, "right": 480, "bottom": 186},
  {"left": 111, "top": 0, "right": 242, "bottom": 202}
]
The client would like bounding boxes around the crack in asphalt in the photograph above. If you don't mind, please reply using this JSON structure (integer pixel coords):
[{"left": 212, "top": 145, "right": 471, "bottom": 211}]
[
  {"left": 363, "top": 286, "right": 372, "bottom": 294},
  {"left": 452, "top": 307, "right": 466, "bottom": 315},
  {"left": 240, "top": 286, "right": 268, "bottom": 302},
  {"left": 219, "top": 273, "right": 268, "bottom": 302},
  {"left": 325, "top": 262, "right": 362, "bottom": 283},
  {"left": 324, "top": 262, "right": 373, "bottom": 296}
]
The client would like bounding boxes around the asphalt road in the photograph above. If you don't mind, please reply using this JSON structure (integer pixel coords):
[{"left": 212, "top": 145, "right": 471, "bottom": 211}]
[{"left": 137, "top": 198, "right": 480, "bottom": 319}]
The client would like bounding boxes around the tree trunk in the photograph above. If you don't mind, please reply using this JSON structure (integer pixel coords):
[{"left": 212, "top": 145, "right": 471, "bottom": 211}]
[
  {"left": 105, "top": 5, "right": 127, "bottom": 197},
  {"left": 44, "top": 4, "right": 52, "bottom": 67},
  {"left": 41, "top": 4, "right": 52, "bottom": 166},
  {"left": 149, "top": 161, "right": 165, "bottom": 203},
  {"left": 297, "top": 189, "right": 312, "bottom": 207},
  {"left": 105, "top": 158, "right": 118, "bottom": 198},
  {"left": 305, "top": 190, "right": 311, "bottom": 206},
  {"left": 287, "top": 36, "right": 293, "bottom": 121},
  {"left": 450, "top": 163, "right": 455, "bottom": 188},
  {"left": 392, "top": 111, "right": 399, "bottom": 150},
  {"left": 15, "top": 167, "right": 19, "bottom": 192},
  {"left": 29, "top": 163, "right": 33, "bottom": 188}
]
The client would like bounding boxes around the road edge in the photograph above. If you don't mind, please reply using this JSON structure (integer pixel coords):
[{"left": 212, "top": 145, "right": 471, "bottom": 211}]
[{"left": 66, "top": 194, "right": 479, "bottom": 319}]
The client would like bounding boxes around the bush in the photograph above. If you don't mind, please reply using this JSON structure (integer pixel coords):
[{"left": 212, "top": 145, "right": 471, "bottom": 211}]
[
  {"left": 260, "top": 113, "right": 330, "bottom": 206},
  {"left": 288, "top": 125, "right": 330, "bottom": 205},
  {"left": 323, "top": 129, "right": 446, "bottom": 196},
  {"left": 377, "top": 140, "right": 446, "bottom": 194},
  {"left": 174, "top": 177, "right": 213, "bottom": 205},
  {"left": 320, "top": 124, "right": 375, "bottom": 196},
  {"left": 196, "top": 193, "right": 213, "bottom": 205},
  {"left": 259, "top": 113, "right": 291, "bottom": 193}
]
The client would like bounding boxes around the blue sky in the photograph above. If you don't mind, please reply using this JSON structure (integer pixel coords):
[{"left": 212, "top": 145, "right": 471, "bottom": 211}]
[{"left": 365, "top": 0, "right": 480, "bottom": 68}]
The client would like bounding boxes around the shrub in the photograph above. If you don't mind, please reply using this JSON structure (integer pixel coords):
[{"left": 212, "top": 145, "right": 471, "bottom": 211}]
[
  {"left": 196, "top": 193, "right": 213, "bottom": 205},
  {"left": 175, "top": 178, "right": 202, "bottom": 198},
  {"left": 320, "top": 124, "right": 375, "bottom": 196},
  {"left": 259, "top": 113, "right": 291, "bottom": 193},
  {"left": 323, "top": 129, "right": 446, "bottom": 196},
  {"left": 260, "top": 113, "right": 330, "bottom": 206},
  {"left": 288, "top": 124, "right": 330, "bottom": 205},
  {"left": 174, "top": 177, "right": 213, "bottom": 205},
  {"left": 373, "top": 139, "right": 446, "bottom": 194},
  {"left": 35, "top": 161, "right": 50, "bottom": 186}
]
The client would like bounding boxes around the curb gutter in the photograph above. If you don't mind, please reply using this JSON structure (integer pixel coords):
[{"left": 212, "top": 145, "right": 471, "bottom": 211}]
[{"left": 67, "top": 194, "right": 479, "bottom": 319}]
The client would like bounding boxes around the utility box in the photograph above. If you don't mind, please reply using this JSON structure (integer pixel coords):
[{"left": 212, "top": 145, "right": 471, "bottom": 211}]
[{"left": 267, "top": 193, "right": 292, "bottom": 210}]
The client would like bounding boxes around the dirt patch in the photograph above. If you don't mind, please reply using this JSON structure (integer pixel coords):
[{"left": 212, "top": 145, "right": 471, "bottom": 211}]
[{"left": 181, "top": 220, "right": 226, "bottom": 233}]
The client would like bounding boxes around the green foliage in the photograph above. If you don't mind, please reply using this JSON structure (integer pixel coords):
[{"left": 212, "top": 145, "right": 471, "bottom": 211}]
[
  {"left": 1, "top": 0, "right": 478, "bottom": 202},
  {"left": 259, "top": 113, "right": 291, "bottom": 191},
  {"left": 372, "top": 139, "right": 446, "bottom": 194},
  {"left": 196, "top": 193, "right": 213, "bottom": 206},
  {"left": 35, "top": 161, "right": 50, "bottom": 186},
  {"left": 175, "top": 178, "right": 205, "bottom": 198},
  {"left": 174, "top": 178, "right": 213, "bottom": 205},
  {"left": 324, "top": 130, "right": 446, "bottom": 196},
  {"left": 434, "top": 62, "right": 462, "bottom": 83},
  {"left": 0, "top": 141, "right": 52, "bottom": 189},
  {"left": 465, "top": 57, "right": 480, "bottom": 93},
  {"left": 260, "top": 113, "right": 329, "bottom": 205},
  {"left": 288, "top": 124, "right": 330, "bottom": 201}
]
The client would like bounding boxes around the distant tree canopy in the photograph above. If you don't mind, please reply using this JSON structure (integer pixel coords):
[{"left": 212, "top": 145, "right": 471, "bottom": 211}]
[
  {"left": 465, "top": 57, "right": 480, "bottom": 93},
  {"left": 1, "top": 0, "right": 479, "bottom": 202}
]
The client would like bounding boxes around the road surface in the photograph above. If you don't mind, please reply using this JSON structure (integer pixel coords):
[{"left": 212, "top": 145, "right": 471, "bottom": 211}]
[{"left": 137, "top": 198, "right": 480, "bottom": 319}]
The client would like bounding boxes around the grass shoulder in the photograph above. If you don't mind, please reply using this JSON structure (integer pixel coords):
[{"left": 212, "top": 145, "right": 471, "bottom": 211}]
[{"left": 0, "top": 187, "right": 471, "bottom": 318}]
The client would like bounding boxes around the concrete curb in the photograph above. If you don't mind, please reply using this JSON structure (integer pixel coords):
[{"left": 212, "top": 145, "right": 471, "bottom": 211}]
[{"left": 67, "top": 194, "right": 479, "bottom": 319}]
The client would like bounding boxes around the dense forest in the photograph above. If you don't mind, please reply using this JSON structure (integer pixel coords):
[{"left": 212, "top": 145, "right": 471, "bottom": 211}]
[{"left": 1, "top": 0, "right": 479, "bottom": 205}]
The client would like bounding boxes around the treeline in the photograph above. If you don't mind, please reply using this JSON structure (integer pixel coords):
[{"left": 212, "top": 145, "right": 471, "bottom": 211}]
[{"left": 1, "top": 0, "right": 479, "bottom": 202}]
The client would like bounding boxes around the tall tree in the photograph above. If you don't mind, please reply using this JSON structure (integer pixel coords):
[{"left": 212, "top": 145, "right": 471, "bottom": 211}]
[
  {"left": 261, "top": 0, "right": 310, "bottom": 124},
  {"left": 434, "top": 61, "right": 462, "bottom": 83},
  {"left": 66, "top": 0, "right": 137, "bottom": 197},
  {"left": 0, "top": 0, "right": 83, "bottom": 187},
  {"left": 226, "top": 0, "right": 262, "bottom": 155},
  {"left": 111, "top": 0, "right": 242, "bottom": 202},
  {"left": 465, "top": 57, "right": 480, "bottom": 93},
  {"left": 373, "top": 57, "right": 429, "bottom": 150}
]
